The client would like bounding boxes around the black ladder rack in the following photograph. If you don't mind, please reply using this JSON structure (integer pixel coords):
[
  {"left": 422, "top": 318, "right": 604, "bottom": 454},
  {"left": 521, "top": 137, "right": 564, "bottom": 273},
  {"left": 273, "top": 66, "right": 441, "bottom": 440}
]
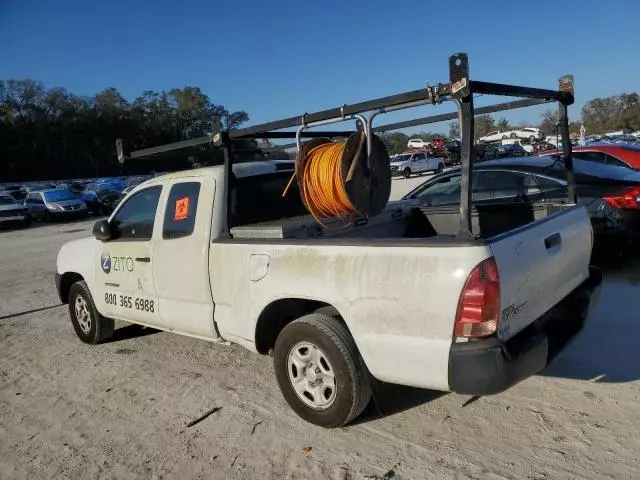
[{"left": 117, "top": 52, "right": 576, "bottom": 239}]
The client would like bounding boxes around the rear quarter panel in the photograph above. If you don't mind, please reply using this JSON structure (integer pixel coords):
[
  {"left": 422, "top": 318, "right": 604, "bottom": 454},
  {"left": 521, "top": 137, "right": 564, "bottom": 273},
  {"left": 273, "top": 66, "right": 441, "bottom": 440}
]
[{"left": 209, "top": 241, "right": 493, "bottom": 390}]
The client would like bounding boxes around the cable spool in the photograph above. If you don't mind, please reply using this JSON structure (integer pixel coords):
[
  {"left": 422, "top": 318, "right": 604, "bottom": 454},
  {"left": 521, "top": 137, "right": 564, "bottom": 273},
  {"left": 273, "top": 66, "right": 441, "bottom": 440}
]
[{"left": 283, "top": 131, "right": 391, "bottom": 227}]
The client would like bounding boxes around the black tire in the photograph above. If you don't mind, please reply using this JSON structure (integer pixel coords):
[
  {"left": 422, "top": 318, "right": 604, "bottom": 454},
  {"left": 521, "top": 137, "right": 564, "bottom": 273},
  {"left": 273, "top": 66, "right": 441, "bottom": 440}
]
[
  {"left": 403, "top": 168, "right": 411, "bottom": 179},
  {"left": 68, "top": 281, "right": 114, "bottom": 344},
  {"left": 436, "top": 163, "right": 444, "bottom": 174},
  {"left": 43, "top": 210, "right": 52, "bottom": 222},
  {"left": 273, "top": 313, "right": 371, "bottom": 428},
  {"left": 529, "top": 135, "right": 535, "bottom": 143},
  {"left": 502, "top": 135, "right": 508, "bottom": 140},
  {"left": 22, "top": 215, "right": 31, "bottom": 227},
  {"left": 510, "top": 132, "right": 517, "bottom": 139}
]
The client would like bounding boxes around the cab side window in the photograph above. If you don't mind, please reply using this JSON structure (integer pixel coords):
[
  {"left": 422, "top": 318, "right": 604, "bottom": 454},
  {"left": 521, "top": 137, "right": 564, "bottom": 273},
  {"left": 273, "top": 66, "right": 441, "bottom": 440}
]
[
  {"left": 412, "top": 173, "right": 462, "bottom": 198},
  {"left": 162, "top": 182, "right": 201, "bottom": 239},
  {"left": 110, "top": 186, "right": 162, "bottom": 241},
  {"left": 28, "top": 193, "right": 43, "bottom": 204},
  {"left": 474, "top": 171, "right": 540, "bottom": 201}
]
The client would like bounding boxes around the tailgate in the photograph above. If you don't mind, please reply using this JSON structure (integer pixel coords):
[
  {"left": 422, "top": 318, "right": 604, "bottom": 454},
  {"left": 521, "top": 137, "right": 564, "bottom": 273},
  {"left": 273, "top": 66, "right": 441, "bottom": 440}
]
[{"left": 490, "top": 205, "right": 592, "bottom": 341}]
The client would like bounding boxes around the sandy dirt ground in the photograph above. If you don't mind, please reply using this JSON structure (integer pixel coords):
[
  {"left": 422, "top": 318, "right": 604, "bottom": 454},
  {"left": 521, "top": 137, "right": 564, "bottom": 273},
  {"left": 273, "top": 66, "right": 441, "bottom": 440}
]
[{"left": 1, "top": 179, "right": 640, "bottom": 479}]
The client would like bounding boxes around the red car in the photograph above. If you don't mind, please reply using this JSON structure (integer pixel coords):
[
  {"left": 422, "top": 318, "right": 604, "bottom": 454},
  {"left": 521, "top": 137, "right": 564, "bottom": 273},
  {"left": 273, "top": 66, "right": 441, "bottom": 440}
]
[
  {"left": 431, "top": 138, "right": 446, "bottom": 150},
  {"left": 538, "top": 144, "right": 640, "bottom": 169}
]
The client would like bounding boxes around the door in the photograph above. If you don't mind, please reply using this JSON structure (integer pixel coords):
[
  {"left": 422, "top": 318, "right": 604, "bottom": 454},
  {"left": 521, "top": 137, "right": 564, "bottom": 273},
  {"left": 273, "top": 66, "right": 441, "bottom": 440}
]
[
  {"left": 95, "top": 186, "right": 163, "bottom": 326},
  {"left": 27, "top": 193, "right": 46, "bottom": 219},
  {"left": 413, "top": 153, "right": 427, "bottom": 172},
  {"left": 425, "top": 153, "right": 441, "bottom": 171},
  {"left": 152, "top": 177, "right": 217, "bottom": 338}
]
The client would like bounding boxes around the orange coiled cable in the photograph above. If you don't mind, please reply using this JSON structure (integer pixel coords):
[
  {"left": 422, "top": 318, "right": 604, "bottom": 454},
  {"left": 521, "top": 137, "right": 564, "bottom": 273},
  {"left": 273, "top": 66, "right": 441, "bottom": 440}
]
[{"left": 283, "top": 141, "right": 358, "bottom": 227}]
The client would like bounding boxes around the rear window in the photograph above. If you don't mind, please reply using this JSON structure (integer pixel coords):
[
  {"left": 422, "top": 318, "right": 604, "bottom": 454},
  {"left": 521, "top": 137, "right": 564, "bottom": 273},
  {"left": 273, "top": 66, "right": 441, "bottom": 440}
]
[{"left": 231, "top": 172, "right": 308, "bottom": 227}]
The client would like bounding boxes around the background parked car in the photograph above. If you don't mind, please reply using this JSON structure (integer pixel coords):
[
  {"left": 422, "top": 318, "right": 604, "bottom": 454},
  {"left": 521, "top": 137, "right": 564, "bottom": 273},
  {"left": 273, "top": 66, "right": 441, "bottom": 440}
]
[
  {"left": 511, "top": 127, "right": 545, "bottom": 142},
  {"left": 389, "top": 151, "right": 445, "bottom": 178},
  {"left": 478, "top": 130, "right": 512, "bottom": 142},
  {"left": 407, "top": 138, "right": 430, "bottom": 149},
  {"left": 444, "top": 140, "right": 461, "bottom": 165},
  {"left": 81, "top": 181, "right": 126, "bottom": 215},
  {"left": 0, "top": 184, "right": 28, "bottom": 202},
  {"left": 537, "top": 144, "right": 640, "bottom": 170},
  {"left": 497, "top": 143, "right": 528, "bottom": 157},
  {"left": 402, "top": 156, "right": 640, "bottom": 253},
  {"left": 0, "top": 192, "right": 30, "bottom": 228},
  {"left": 25, "top": 188, "right": 87, "bottom": 221}
]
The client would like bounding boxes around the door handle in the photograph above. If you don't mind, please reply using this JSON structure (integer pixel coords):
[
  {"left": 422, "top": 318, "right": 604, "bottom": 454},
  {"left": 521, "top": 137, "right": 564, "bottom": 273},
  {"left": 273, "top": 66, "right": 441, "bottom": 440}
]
[
  {"left": 135, "top": 257, "right": 151, "bottom": 263},
  {"left": 544, "top": 232, "right": 561, "bottom": 249}
]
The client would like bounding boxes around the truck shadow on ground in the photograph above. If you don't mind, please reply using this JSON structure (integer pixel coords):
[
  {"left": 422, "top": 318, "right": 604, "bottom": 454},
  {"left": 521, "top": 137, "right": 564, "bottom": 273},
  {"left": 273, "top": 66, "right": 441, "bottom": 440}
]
[
  {"left": 540, "top": 256, "right": 640, "bottom": 384},
  {"left": 110, "top": 324, "right": 160, "bottom": 343},
  {"left": 352, "top": 381, "right": 447, "bottom": 425}
]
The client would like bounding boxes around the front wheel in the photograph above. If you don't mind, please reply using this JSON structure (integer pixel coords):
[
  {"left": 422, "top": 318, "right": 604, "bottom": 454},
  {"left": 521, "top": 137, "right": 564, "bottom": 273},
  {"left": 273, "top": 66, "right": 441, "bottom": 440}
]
[
  {"left": 68, "top": 281, "right": 114, "bottom": 344},
  {"left": 273, "top": 313, "right": 371, "bottom": 428},
  {"left": 510, "top": 132, "right": 517, "bottom": 139},
  {"left": 529, "top": 136, "right": 536, "bottom": 143},
  {"left": 403, "top": 168, "right": 411, "bottom": 179}
]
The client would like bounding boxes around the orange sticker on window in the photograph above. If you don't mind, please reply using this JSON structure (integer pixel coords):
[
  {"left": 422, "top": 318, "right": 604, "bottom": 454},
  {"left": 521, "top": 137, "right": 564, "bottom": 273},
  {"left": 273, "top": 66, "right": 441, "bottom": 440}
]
[{"left": 174, "top": 197, "right": 189, "bottom": 221}]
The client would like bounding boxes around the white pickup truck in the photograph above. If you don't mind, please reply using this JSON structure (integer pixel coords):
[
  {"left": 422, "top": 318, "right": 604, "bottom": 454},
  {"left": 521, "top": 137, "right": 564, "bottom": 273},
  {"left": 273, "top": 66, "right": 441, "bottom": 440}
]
[
  {"left": 56, "top": 159, "right": 602, "bottom": 427},
  {"left": 390, "top": 152, "right": 445, "bottom": 178}
]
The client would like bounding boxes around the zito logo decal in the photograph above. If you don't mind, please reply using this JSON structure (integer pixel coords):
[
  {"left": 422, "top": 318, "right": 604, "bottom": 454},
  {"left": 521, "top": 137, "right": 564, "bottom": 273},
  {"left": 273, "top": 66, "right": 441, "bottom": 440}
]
[{"left": 101, "top": 251, "right": 112, "bottom": 274}]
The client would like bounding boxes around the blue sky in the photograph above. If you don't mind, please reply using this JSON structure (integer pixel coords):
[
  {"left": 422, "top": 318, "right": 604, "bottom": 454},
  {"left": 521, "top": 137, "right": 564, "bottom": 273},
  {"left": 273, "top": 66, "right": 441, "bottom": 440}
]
[{"left": 1, "top": 0, "right": 639, "bottom": 136}]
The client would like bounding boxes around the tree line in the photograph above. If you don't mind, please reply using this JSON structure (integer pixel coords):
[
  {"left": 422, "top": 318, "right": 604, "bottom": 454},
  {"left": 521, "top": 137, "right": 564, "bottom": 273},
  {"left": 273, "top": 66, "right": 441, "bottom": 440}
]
[
  {"left": 1, "top": 77, "right": 638, "bottom": 180},
  {"left": 0, "top": 80, "right": 257, "bottom": 182}
]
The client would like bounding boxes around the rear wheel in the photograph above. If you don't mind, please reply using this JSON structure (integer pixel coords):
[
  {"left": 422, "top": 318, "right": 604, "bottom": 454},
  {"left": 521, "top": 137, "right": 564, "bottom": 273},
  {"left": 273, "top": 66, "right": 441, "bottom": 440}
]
[
  {"left": 529, "top": 135, "right": 536, "bottom": 143},
  {"left": 502, "top": 135, "right": 508, "bottom": 140},
  {"left": 273, "top": 313, "right": 371, "bottom": 428},
  {"left": 68, "top": 281, "right": 114, "bottom": 344},
  {"left": 403, "top": 168, "right": 411, "bottom": 179},
  {"left": 510, "top": 132, "right": 517, "bottom": 139}
]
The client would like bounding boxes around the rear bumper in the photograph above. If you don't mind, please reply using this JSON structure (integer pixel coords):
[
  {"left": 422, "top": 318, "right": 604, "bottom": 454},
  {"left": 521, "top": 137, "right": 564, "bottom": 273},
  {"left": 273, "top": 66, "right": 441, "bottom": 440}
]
[{"left": 448, "top": 266, "right": 602, "bottom": 395}]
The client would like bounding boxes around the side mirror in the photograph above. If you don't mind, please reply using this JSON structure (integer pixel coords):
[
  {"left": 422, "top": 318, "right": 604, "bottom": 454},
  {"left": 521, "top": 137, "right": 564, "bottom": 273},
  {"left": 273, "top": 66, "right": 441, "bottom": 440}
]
[{"left": 93, "top": 219, "right": 113, "bottom": 241}]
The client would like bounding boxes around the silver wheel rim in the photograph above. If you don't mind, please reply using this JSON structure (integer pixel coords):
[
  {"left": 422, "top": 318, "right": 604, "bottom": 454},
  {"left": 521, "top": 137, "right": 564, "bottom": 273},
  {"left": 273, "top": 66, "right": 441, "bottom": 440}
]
[
  {"left": 74, "top": 295, "right": 91, "bottom": 334},
  {"left": 287, "top": 341, "right": 337, "bottom": 410}
]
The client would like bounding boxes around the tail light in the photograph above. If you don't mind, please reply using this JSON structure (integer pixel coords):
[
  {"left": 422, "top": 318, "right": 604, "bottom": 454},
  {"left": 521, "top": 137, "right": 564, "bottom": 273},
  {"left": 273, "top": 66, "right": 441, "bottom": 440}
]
[
  {"left": 454, "top": 257, "right": 501, "bottom": 339},
  {"left": 603, "top": 187, "right": 640, "bottom": 210}
]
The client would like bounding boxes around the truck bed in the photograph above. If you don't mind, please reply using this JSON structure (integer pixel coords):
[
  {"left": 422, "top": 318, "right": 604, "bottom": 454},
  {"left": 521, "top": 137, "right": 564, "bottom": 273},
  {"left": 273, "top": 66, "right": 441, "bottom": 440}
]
[{"left": 229, "top": 200, "right": 572, "bottom": 241}]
